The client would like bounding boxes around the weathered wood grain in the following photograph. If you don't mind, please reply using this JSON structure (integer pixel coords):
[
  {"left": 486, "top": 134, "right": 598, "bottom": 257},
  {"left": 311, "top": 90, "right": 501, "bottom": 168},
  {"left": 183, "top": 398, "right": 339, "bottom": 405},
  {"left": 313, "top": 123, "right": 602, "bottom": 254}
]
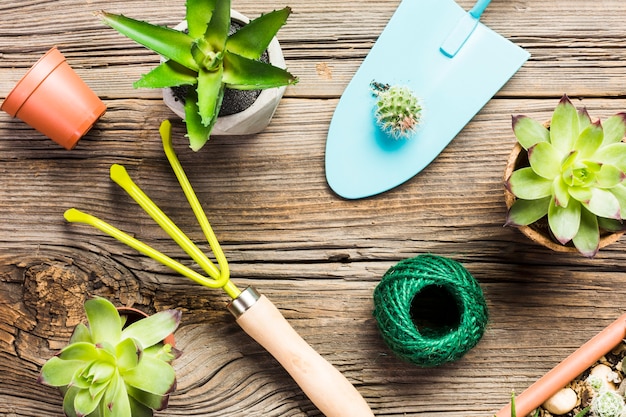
[{"left": 3, "top": 0, "right": 626, "bottom": 416}]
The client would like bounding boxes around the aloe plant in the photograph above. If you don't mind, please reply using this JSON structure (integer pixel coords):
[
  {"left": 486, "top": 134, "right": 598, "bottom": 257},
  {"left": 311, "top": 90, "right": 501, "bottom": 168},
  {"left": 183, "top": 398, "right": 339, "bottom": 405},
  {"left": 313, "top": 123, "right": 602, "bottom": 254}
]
[
  {"left": 39, "top": 297, "right": 181, "bottom": 417},
  {"left": 505, "top": 94, "right": 626, "bottom": 257},
  {"left": 98, "top": 0, "right": 297, "bottom": 150}
]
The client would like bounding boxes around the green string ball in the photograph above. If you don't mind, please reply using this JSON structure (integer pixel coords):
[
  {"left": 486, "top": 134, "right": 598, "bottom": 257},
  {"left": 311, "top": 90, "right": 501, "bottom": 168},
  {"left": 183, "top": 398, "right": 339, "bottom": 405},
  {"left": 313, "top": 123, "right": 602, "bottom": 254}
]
[{"left": 373, "top": 255, "right": 489, "bottom": 367}]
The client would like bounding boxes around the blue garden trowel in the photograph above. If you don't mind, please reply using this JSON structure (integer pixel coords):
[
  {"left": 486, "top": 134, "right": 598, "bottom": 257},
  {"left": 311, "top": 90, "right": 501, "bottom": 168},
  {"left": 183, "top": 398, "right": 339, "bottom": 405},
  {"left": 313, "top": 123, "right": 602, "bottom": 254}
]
[{"left": 325, "top": 0, "right": 529, "bottom": 199}]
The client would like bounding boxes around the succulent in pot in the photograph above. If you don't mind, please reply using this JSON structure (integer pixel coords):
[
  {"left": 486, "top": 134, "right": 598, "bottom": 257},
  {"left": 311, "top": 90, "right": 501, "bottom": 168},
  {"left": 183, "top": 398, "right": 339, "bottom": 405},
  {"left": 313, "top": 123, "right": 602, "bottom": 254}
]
[
  {"left": 39, "top": 297, "right": 181, "bottom": 417},
  {"left": 97, "top": 0, "right": 297, "bottom": 151},
  {"left": 504, "top": 94, "right": 626, "bottom": 257}
]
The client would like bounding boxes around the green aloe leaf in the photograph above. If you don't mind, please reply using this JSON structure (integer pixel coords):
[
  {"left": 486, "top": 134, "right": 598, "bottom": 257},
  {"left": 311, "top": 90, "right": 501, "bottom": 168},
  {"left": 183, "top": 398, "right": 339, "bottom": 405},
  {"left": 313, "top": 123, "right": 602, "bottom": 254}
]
[
  {"left": 528, "top": 142, "right": 563, "bottom": 180},
  {"left": 85, "top": 298, "right": 122, "bottom": 346},
  {"left": 609, "top": 184, "right": 626, "bottom": 217},
  {"left": 553, "top": 176, "right": 570, "bottom": 207},
  {"left": 115, "top": 337, "right": 140, "bottom": 371},
  {"left": 74, "top": 384, "right": 104, "bottom": 417},
  {"left": 196, "top": 67, "right": 225, "bottom": 127},
  {"left": 63, "top": 386, "right": 81, "bottom": 417},
  {"left": 39, "top": 357, "right": 86, "bottom": 387},
  {"left": 202, "top": 0, "right": 230, "bottom": 52},
  {"left": 69, "top": 323, "right": 92, "bottom": 344},
  {"left": 574, "top": 120, "right": 603, "bottom": 159},
  {"left": 86, "top": 361, "right": 116, "bottom": 384},
  {"left": 101, "top": 373, "right": 131, "bottom": 417},
  {"left": 507, "top": 167, "right": 553, "bottom": 200},
  {"left": 594, "top": 143, "right": 626, "bottom": 171},
  {"left": 578, "top": 107, "right": 592, "bottom": 133},
  {"left": 222, "top": 51, "right": 297, "bottom": 89},
  {"left": 122, "top": 355, "right": 176, "bottom": 396},
  {"left": 129, "top": 395, "right": 157, "bottom": 417},
  {"left": 602, "top": 113, "right": 626, "bottom": 145},
  {"left": 596, "top": 164, "right": 625, "bottom": 188},
  {"left": 584, "top": 188, "right": 622, "bottom": 219},
  {"left": 512, "top": 115, "right": 550, "bottom": 150},
  {"left": 548, "top": 197, "right": 581, "bottom": 244},
  {"left": 550, "top": 94, "right": 579, "bottom": 153},
  {"left": 598, "top": 217, "right": 626, "bottom": 232},
  {"left": 505, "top": 197, "right": 550, "bottom": 227},
  {"left": 99, "top": 11, "right": 198, "bottom": 71},
  {"left": 227, "top": 8, "right": 291, "bottom": 60},
  {"left": 184, "top": 89, "right": 214, "bottom": 151},
  {"left": 573, "top": 208, "right": 600, "bottom": 257},
  {"left": 186, "top": 0, "right": 217, "bottom": 39},
  {"left": 121, "top": 309, "right": 180, "bottom": 349},
  {"left": 134, "top": 60, "right": 198, "bottom": 89},
  {"left": 59, "top": 342, "right": 99, "bottom": 361},
  {"left": 127, "top": 385, "right": 170, "bottom": 411}
]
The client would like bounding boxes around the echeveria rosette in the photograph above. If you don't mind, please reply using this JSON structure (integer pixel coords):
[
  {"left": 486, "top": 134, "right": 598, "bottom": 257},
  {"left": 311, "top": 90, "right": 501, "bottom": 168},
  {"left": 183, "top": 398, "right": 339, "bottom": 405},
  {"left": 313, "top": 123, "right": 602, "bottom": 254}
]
[
  {"left": 39, "top": 298, "right": 181, "bottom": 417},
  {"left": 99, "top": 0, "right": 297, "bottom": 151},
  {"left": 505, "top": 94, "right": 626, "bottom": 257}
]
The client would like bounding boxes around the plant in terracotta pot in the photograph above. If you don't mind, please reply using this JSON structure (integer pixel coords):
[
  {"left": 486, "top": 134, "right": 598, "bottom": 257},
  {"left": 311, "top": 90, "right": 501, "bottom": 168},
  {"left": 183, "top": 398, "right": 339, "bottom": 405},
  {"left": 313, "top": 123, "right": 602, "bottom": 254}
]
[
  {"left": 39, "top": 297, "right": 181, "bottom": 417},
  {"left": 504, "top": 94, "right": 626, "bottom": 257},
  {"left": 496, "top": 314, "right": 626, "bottom": 417},
  {"left": 98, "top": 0, "right": 297, "bottom": 151}
]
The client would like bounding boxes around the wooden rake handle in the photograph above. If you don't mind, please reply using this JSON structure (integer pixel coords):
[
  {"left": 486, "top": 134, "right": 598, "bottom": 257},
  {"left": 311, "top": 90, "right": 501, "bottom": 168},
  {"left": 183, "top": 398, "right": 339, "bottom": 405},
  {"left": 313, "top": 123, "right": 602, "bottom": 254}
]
[{"left": 229, "top": 288, "right": 375, "bottom": 417}]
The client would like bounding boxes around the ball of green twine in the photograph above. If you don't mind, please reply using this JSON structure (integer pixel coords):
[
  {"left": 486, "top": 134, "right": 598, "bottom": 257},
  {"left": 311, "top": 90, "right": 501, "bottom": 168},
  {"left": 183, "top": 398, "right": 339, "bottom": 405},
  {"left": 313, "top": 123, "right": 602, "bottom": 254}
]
[{"left": 373, "top": 254, "right": 488, "bottom": 367}]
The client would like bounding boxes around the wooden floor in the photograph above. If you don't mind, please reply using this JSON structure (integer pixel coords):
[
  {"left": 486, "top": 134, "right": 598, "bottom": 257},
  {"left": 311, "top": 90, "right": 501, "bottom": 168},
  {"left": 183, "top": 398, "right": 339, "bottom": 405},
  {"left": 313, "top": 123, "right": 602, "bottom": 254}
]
[{"left": 2, "top": 0, "right": 626, "bottom": 416}]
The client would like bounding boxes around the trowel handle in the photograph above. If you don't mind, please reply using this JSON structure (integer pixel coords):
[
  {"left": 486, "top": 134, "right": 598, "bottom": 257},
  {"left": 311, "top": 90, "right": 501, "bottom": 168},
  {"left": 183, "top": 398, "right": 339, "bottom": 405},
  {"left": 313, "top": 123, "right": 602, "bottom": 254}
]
[
  {"left": 469, "top": 0, "right": 491, "bottom": 19},
  {"left": 229, "top": 288, "right": 375, "bottom": 417}
]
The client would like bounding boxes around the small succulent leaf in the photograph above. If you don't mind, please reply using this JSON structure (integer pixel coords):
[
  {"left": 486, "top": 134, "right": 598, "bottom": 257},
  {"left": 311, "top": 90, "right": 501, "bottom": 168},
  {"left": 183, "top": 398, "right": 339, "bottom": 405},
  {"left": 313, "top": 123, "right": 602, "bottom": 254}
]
[
  {"left": 202, "top": 0, "right": 230, "bottom": 52},
  {"left": 196, "top": 67, "right": 224, "bottom": 127},
  {"left": 550, "top": 94, "right": 579, "bottom": 153},
  {"left": 121, "top": 310, "right": 180, "bottom": 349},
  {"left": 134, "top": 60, "right": 198, "bottom": 89},
  {"left": 115, "top": 337, "right": 141, "bottom": 372},
  {"left": 129, "top": 395, "right": 157, "bottom": 417},
  {"left": 69, "top": 323, "right": 93, "bottom": 344},
  {"left": 593, "top": 143, "right": 626, "bottom": 171},
  {"left": 568, "top": 186, "right": 592, "bottom": 203},
  {"left": 602, "top": 113, "right": 626, "bottom": 145},
  {"left": 63, "top": 386, "right": 81, "bottom": 417},
  {"left": 87, "top": 361, "right": 116, "bottom": 384},
  {"left": 222, "top": 51, "right": 297, "bottom": 89},
  {"left": 74, "top": 384, "right": 103, "bottom": 417},
  {"left": 596, "top": 164, "right": 625, "bottom": 188},
  {"left": 553, "top": 176, "right": 570, "bottom": 207},
  {"left": 574, "top": 120, "right": 603, "bottom": 159},
  {"left": 183, "top": 89, "right": 214, "bottom": 151},
  {"left": 127, "top": 384, "right": 170, "bottom": 411},
  {"left": 567, "top": 161, "right": 601, "bottom": 188},
  {"left": 85, "top": 298, "right": 122, "bottom": 346},
  {"left": 104, "top": 374, "right": 132, "bottom": 417},
  {"left": 528, "top": 142, "right": 563, "bottom": 180},
  {"left": 226, "top": 8, "right": 291, "bottom": 60},
  {"left": 40, "top": 357, "right": 86, "bottom": 387},
  {"left": 578, "top": 108, "right": 592, "bottom": 132},
  {"left": 572, "top": 208, "right": 600, "bottom": 257},
  {"left": 548, "top": 197, "right": 581, "bottom": 244},
  {"left": 609, "top": 184, "right": 626, "bottom": 218},
  {"left": 507, "top": 167, "right": 553, "bottom": 200},
  {"left": 98, "top": 11, "right": 198, "bottom": 71},
  {"left": 186, "top": 0, "right": 217, "bottom": 39},
  {"left": 59, "top": 342, "right": 99, "bottom": 361},
  {"left": 122, "top": 355, "right": 176, "bottom": 396},
  {"left": 598, "top": 217, "right": 626, "bottom": 232},
  {"left": 512, "top": 115, "right": 550, "bottom": 150},
  {"left": 505, "top": 197, "right": 550, "bottom": 227},
  {"left": 89, "top": 380, "right": 109, "bottom": 402},
  {"left": 144, "top": 343, "right": 177, "bottom": 363},
  {"left": 584, "top": 188, "right": 622, "bottom": 219}
]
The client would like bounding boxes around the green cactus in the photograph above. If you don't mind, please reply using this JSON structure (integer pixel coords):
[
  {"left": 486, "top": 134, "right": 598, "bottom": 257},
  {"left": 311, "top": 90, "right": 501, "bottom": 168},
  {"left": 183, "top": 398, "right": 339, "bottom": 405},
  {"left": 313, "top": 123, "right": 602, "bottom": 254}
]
[
  {"left": 505, "top": 94, "right": 626, "bottom": 257},
  {"left": 39, "top": 297, "right": 181, "bottom": 417},
  {"left": 371, "top": 81, "right": 422, "bottom": 139},
  {"left": 590, "top": 390, "right": 626, "bottom": 417}
]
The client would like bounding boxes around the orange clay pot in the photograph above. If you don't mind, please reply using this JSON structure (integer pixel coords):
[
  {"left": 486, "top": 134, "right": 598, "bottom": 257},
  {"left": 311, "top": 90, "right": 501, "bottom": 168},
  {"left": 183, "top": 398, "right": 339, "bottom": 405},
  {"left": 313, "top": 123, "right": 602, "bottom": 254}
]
[
  {"left": 1, "top": 47, "right": 106, "bottom": 150},
  {"left": 117, "top": 306, "right": 176, "bottom": 347},
  {"left": 495, "top": 314, "right": 626, "bottom": 417}
]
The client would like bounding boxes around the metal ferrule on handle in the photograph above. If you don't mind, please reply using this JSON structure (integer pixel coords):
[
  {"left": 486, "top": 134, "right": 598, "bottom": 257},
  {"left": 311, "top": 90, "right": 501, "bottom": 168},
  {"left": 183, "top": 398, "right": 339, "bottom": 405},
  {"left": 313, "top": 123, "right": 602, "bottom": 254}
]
[{"left": 228, "top": 287, "right": 375, "bottom": 417}]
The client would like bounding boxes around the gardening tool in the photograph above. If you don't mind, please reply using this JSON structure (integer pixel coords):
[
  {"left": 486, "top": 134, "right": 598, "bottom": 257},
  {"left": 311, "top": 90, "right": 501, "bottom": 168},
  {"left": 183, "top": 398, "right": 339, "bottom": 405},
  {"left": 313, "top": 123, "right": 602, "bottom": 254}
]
[
  {"left": 64, "top": 120, "right": 374, "bottom": 417},
  {"left": 325, "top": 0, "right": 530, "bottom": 199}
]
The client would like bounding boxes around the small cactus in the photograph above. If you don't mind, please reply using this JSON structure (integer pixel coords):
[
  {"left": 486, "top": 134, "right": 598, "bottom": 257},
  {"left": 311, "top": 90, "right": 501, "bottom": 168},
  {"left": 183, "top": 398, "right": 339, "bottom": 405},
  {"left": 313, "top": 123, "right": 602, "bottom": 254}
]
[{"left": 371, "top": 81, "right": 422, "bottom": 139}]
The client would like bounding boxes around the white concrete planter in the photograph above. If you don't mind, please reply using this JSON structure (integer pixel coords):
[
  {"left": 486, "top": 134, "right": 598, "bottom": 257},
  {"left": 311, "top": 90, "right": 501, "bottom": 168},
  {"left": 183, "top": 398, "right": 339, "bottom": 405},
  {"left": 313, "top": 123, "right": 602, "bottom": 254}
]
[{"left": 163, "top": 10, "right": 287, "bottom": 136}]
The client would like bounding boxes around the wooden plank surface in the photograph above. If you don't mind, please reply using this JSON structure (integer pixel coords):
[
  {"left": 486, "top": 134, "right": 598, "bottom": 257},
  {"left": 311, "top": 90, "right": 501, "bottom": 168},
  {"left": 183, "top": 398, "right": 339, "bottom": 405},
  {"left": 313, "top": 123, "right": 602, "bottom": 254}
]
[{"left": 2, "top": 0, "right": 626, "bottom": 416}]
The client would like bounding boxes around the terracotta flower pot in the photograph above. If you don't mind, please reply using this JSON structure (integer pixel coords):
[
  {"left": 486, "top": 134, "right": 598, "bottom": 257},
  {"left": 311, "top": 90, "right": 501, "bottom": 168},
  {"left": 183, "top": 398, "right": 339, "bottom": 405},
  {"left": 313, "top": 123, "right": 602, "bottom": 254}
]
[
  {"left": 503, "top": 141, "right": 624, "bottom": 253},
  {"left": 495, "top": 314, "right": 626, "bottom": 417},
  {"left": 162, "top": 10, "right": 287, "bottom": 136},
  {"left": 1, "top": 47, "right": 106, "bottom": 150},
  {"left": 117, "top": 306, "right": 176, "bottom": 347}
]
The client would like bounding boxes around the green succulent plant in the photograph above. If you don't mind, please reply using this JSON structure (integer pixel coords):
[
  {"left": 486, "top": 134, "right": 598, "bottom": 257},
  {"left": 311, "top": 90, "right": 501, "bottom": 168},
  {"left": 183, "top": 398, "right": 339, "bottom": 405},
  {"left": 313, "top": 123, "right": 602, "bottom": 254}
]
[
  {"left": 505, "top": 94, "right": 626, "bottom": 257},
  {"left": 98, "top": 0, "right": 297, "bottom": 151},
  {"left": 370, "top": 81, "right": 423, "bottom": 139},
  {"left": 39, "top": 297, "right": 181, "bottom": 417}
]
